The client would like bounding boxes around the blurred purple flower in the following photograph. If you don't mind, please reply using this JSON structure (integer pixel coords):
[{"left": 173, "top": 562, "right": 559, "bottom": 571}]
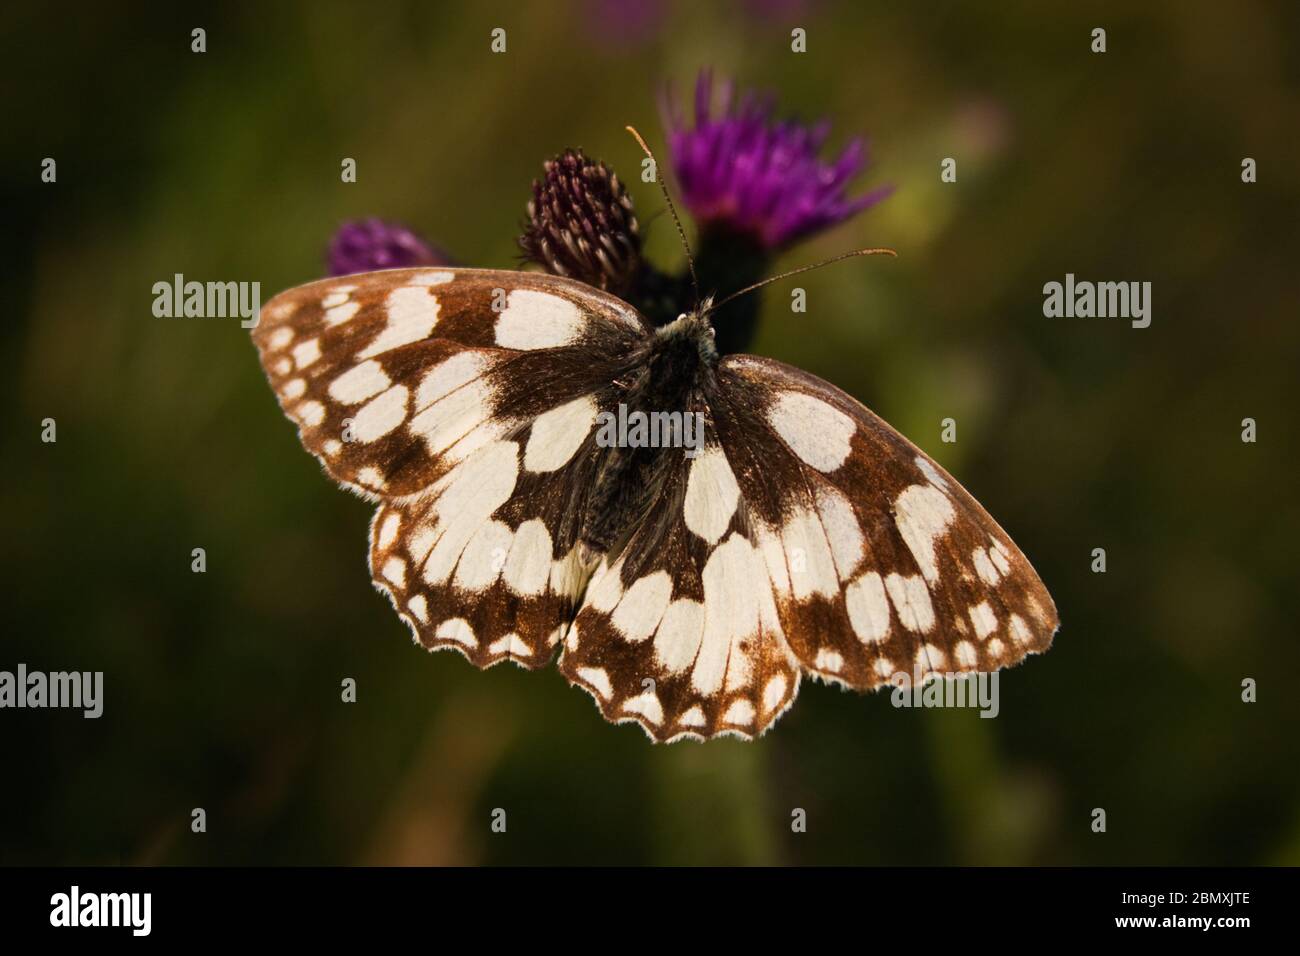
[
  {"left": 585, "top": 0, "right": 666, "bottom": 47},
  {"left": 663, "top": 70, "right": 891, "bottom": 250},
  {"left": 326, "top": 219, "right": 449, "bottom": 276},
  {"left": 744, "top": 0, "right": 818, "bottom": 20}
]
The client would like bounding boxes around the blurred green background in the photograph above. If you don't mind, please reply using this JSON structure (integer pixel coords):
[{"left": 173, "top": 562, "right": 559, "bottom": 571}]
[{"left": 2, "top": 0, "right": 1297, "bottom": 865}]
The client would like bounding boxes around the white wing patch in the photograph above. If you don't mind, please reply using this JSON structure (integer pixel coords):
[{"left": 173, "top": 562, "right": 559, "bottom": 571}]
[
  {"left": 969, "top": 601, "right": 998, "bottom": 638},
  {"left": 914, "top": 455, "right": 949, "bottom": 491},
  {"left": 436, "top": 618, "right": 477, "bottom": 648},
  {"left": 324, "top": 301, "right": 361, "bottom": 327},
  {"left": 622, "top": 690, "right": 665, "bottom": 725},
  {"left": 502, "top": 519, "right": 553, "bottom": 596},
  {"left": 845, "top": 571, "right": 891, "bottom": 643},
  {"left": 576, "top": 666, "right": 613, "bottom": 699},
  {"left": 652, "top": 599, "right": 705, "bottom": 673},
  {"left": 780, "top": 507, "right": 840, "bottom": 600},
  {"left": 353, "top": 385, "right": 410, "bottom": 442},
  {"left": 884, "top": 572, "right": 936, "bottom": 633},
  {"left": 693, "top": 533, "right": 767, "bottom": 695},
  {"left": 416, "top": 352, "right": 494, "bottom": 408},
  {"left": 683, "top": 447, "right": 741, "bottom": 545},
  {"left": 894, "top": 483, "right": 956, "bottom": 584},
  {"left": 292, "top": 338, "right": 321, "bottom": 369},
  {"left": 297, "top": 401, "right": 325, "bottom": 427},
  {"left": 584, "top": 558, "right": 625, "bottom": 613},
  {"left": 972, "top": 546, "right": 1001, "bottom": 585},
  {"left": 420, "top": 441, "right": 520, "bottom": 586},
  {"left": 611, "top": 570, "right": 674, "bottom": 642},
  {"left": 453, "top": 520, "right": 512, "bottom": 592},
  {"left": 488, "top": 634, "right": 532, "bottom": 658},
  {"left": 406, "top": 270, "right": 454, "bottom": 287},
  {"left": 495, "top": 290, "right": 584, "bottom": 349},
  {"left": 408, "top": 378, "right": 496, "bottom": 455},
  {"left": 329, "top": 360, "right": 391, "bottom": 405},
  {"left": 814, "top": 485, "right": 864, "bottom": 579},
  {"left": 767, "top": 391, "right": 855, "bottom": 472},
  {"left": 358, "top": 286, "right": 442, "bottom": 359},
  {"left": 524, "top": 395, "right": 598, "bottom": 473}
]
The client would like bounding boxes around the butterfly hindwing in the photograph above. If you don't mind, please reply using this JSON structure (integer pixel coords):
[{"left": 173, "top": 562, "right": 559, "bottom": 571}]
[{"left": 558, "top": 421, "right": 802, "bottom": 742}]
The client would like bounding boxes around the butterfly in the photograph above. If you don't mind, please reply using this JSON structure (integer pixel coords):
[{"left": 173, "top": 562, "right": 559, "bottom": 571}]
[{"left": 252, "top": 266, "right": 1058, "bottom": 741}]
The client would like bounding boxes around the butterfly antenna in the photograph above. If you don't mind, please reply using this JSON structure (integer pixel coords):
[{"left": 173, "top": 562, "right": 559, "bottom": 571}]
[
  {"left": 626, "top": 125, "right": 701, "bottom": 307},
  {"left": 709, "top": 247, "right": 898, "bottom": 313}
]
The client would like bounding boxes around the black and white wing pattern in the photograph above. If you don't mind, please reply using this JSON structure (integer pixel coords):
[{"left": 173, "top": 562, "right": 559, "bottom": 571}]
[
  {"left": 252, "top": 267, "right": 647, "bottom": 668},
  {"left": 558, "top": 417, "right": 803, "bottom": 742},
  {"left": 718, "top": 356, "right": 1058, "bottom": 682},
  {"left": 559, "top": 354, "right": 1058, "bottom": 742},
  {"left": 252, "top": 267, "right": 1058, "bottom": 742}
]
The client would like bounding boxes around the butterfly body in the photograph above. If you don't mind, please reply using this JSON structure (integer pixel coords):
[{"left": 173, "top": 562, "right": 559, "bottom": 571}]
[
  {"left": 253, "top": 267, "right": 1058, "bottom": 742},
  {"left": 581, "top": 311, "right": 717, "bottom": 560}
]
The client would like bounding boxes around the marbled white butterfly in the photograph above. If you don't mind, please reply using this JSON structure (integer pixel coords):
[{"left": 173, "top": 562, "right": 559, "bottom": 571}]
[{"left": 252, "top": 266, "right": 1058, "bottom": 741}]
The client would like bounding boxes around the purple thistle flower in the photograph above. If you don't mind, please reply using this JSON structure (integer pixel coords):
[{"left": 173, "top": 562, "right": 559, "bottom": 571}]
[
  {"left": 663, "top": 70, "right": 891, "bottom": 250},
  {"left": 326, "top": 219, "right": 449, "bottom": 276}
]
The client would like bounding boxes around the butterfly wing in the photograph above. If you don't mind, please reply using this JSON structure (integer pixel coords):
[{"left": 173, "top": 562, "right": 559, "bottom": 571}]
[
  {"left": 253, "top": 267, "right": 650, "bottom": 667},
  {"left": 558, "top": 352, "right": 1058, "bottom": 741},
  {"left": 252, "top": 267, "right": 648, "bottom": 498},
  {"left": 713, "top": 354, "right": 1058, "bottom": 688},
  {"left": 254, "top": 269, "right": 1058, "bottom": 737},
  {"left": 558, "top": 422, "right": 802, "bottom": 742}
]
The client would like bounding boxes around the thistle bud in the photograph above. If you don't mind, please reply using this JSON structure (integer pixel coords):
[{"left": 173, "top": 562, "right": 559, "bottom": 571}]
[{"left": 520, "top": 149, "right": 641, "bottom": 294}]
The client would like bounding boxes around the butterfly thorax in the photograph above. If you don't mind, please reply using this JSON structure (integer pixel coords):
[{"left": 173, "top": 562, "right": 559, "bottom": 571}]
[
  {"left": 651, "top": 310, "right": 719, "bottom": 369},
  {"left": 578, "top": 311, "right": 718, "bottom": 566}
]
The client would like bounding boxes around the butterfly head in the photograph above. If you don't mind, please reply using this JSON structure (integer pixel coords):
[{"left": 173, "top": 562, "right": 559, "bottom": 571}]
[{"left": 655, "top": 299, "right": 719, "bottom": 370}]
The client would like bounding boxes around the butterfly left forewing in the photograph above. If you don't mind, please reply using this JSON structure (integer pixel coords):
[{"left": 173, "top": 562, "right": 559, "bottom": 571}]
[
  {"left": 252, "top": 267, "right": 648, "bottom": 499},
  {"left": 711, "top": 354, "right": 1059, "bottom": 690}
]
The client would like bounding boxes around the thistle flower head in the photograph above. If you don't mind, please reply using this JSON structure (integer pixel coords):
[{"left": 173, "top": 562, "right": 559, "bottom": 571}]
[
  {"left": 519, "top": 149, "right": 641, "bottom": 294},
  {"left": 663, "top": 70, "right": 891, "bottom": 250},
  {"left": 327, "top": 219, "right": 448, "bottom": 276}
]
